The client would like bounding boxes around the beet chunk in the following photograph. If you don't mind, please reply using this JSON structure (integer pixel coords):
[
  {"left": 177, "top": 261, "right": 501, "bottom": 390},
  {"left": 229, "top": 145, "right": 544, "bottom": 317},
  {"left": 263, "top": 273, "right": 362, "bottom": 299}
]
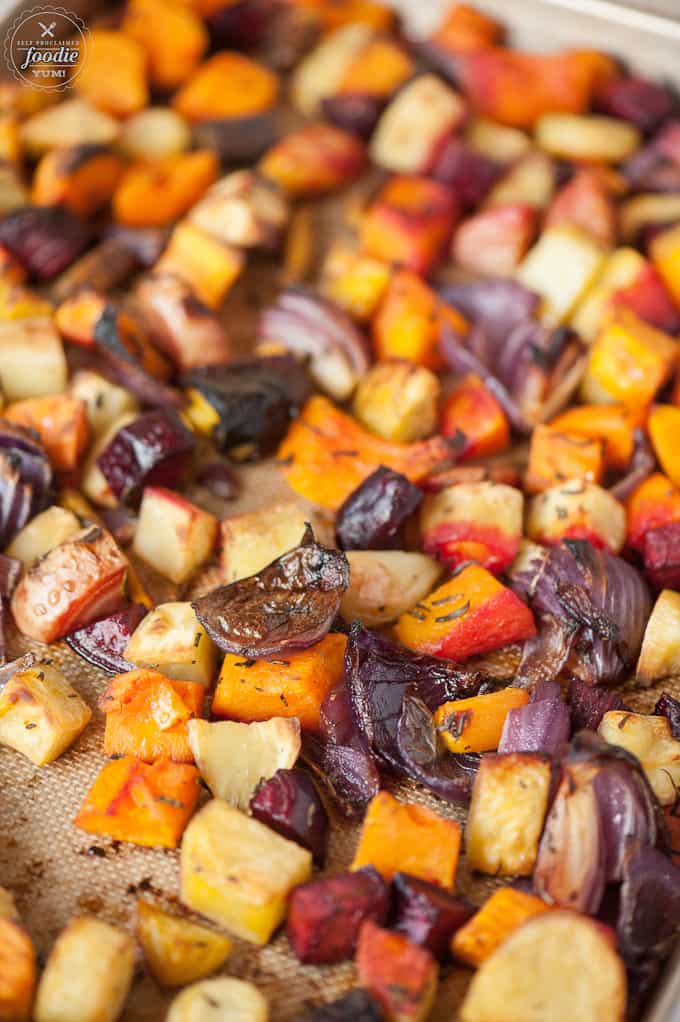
[
  {"left": 97, "top": 408, "right": 194, "bottom": 505},
  {"left": 298, "top": 990, "right": 384, "bottom": 1022},
  {"left": 0, "top": 205, "right": 93, "bottom": 280},
  {"left": 335, "top": 467, "right": 421, "bottom": 551},
  {"left": 287, "top": 867, "right": 389, "bottom": 964},
  {"left": 250, "top": 768, "right": 329, "bottom": 864},
  {"left": 392, "top": 872, "right": 474, "bottom": 959},
  {"left": 644, "top": 522, "right": 680, "bottom": 590}
]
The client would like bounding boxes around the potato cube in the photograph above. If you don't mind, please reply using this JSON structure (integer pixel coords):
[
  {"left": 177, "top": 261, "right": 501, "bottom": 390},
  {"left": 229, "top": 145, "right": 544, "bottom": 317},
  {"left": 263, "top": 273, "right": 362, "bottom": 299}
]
[
  {"left": 451, "top": 887, "right": 549, "bottom": 967},
  {"left": 465, "top": 117, "right": 532, "bottom": 163},
  {"left": 485, "top": 151, "right": 555, "bottom": 210},
  {"left": 291, "top": 22, "right": 375, "bottom": 116},
  {"left": 580, "top": 309, "right": 676, "bottom": 410},
  {"left": 125, "top": 602, "right": 218, "bottom": 686},
  {"left": 167, "top": 977, "right": 267, "bottom": 1022},
  {"left": 370, "top": 74, "right": 466, "bottom": 174},
  {"left": 187, "top": 717, "right": 301, "bottom": 810},
  {"left": 137, "top": 899, "right": 231, "bottom": 987},
  {"left": 465, "top": 753, "right": 552, "bottom": 876},
  {"left": 341, "top": 551, "right": 442, "bottom": 628},
  {"left": 68, "top": 369, "right": 140, "bottom": 436},
  {"left": 570, "top": 247, "right": 646, "bottom": 343},
  {"left": 516, "top": 225, "right": 607, "bottom": 326},
  {"left": 352, "top": 360, "right": 440, "bottom": 443},
  {"left": 34, "top": 917, "right": 135, "bottom": 1022},
  {"left": 0, "top": 917, "right": 36, "bottom": 1021},
  {"left": 133, "top": 486, "right": 218, "bottom": 584},
  {"left": 219, "top": 501, "right": 332, "bottom": 584},
  {"left": 0, "top": 317, "right": 67, "bottom": 399},
  {"left": 181, "top": 798, "right": 312, "bottom": 943},
  {"left": 6, "top": 506, "right": 81, "bottom": 569},
  {"left": 0, "top": 664, "right": 91, "bottom": 766},
  {"left": 598, "top": 711, "right": 680, "bottom": 806},
  {"left": 356, "top": 920, "right": 438, "bottom": 1022},
  {"left": 535, "top": 113, "right": 640, "bottom": 162},
  {"left": 212, "top": 633, "right": 346, "bottom": 731},
  {"left": 526, "top": 479, "right": 626, "bottom": 553},
  {"left": 636, "top": 590, "right": 680, "bottom": 687},
  {"left": 351, "top": 790, "right": 461, "bottom": 888}
]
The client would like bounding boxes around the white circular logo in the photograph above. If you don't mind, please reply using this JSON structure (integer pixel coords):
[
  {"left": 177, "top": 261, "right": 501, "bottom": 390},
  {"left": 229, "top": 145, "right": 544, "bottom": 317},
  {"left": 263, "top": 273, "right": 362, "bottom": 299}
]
[{"left": 4, "top": 6, "right": 89, "bottom": 91}]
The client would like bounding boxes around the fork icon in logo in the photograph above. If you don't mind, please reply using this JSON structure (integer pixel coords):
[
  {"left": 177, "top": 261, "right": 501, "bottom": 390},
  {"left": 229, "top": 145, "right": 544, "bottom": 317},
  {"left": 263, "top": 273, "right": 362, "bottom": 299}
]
[{"left": 39, "top": 20, "right": 56, "bottom": 37}]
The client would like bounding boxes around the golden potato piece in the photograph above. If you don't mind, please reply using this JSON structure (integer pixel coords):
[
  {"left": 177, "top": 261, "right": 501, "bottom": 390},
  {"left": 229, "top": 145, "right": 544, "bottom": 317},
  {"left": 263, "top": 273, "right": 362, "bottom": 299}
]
[
  {"left": 166, "top": 977, "right": 267, "bottom": 1022},
  {"left": 137, "top": 900, "right": 231, "bottom": 987}
]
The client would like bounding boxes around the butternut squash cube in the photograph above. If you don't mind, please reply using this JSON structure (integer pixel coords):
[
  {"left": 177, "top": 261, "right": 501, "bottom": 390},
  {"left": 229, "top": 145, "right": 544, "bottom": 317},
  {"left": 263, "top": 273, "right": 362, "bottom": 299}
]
[
  {"left": 525, "top": 424, "right": 603, "bottom": 493},
  {"left": 648, "top": 405, "right": 680, "bottom": 488},
  {"left": 451, "top": 887, "right": 550, "bottom": 967},
  {"left": 74, "top": 30, "right": 148, "bottom": 117},
  {"left": 651, "top": 221, "right": 680, "bottom": 305},
  {"left": 0, "top": 917, "right": 36, "bottom": 1021},
  {"left": 434, "top": 688, "right": 530, "bottom": 755},
  {"left": 154, "top": 221, "right": 244, "bottom": 309}
]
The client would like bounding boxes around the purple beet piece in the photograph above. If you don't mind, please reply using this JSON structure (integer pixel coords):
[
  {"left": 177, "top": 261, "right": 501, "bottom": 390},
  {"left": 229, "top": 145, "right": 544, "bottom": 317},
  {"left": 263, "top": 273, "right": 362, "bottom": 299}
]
[
  {"left": 299, "top": 990, "right": 384, "bottom": 1022},
  {"left": 0, "top": 205, "right": 93, "bottom": 280},
  {"left": 65, "top": 604, "right": 147, "bottom": 674},
  {"left": 567, "top": 679, "right": 626, "bottom": 733},
  {"left": 643, "top": 521, "right": 680, "bottom": 589},
  {"left": 250, "top": 768, "right": 329, "bottom": 864},
  {"left": 595, "top": 76, "right": 675, "bottom": 133},
  {"left": 430, "top": 135, "right": 501, "bottom": 208},
  {"left": 335, "top": 467, "right": 421, "bottom": 551},
  {"left": 97, "top": 409, "right": 195, "bottom": 505},
  {"left": 392, "top": 872, "right": 474, "bottom": 959}
]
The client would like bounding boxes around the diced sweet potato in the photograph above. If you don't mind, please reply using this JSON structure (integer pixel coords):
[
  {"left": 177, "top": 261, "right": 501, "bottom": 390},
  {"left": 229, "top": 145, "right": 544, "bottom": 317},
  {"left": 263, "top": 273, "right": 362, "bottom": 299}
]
[
  {"left": 395, "top": 564, "right": 536, "bottom": 661},
  {"left": 451, "top": 887, "right": 550, "bottom": 967},
  {"left": 370, "top": 73, "right": 466, "bottom": 174},
  {"left": 549, "top": 405, "right": 635, "bottom": 471},
  {"left": 649, "top": 405, "right": 680, "bottom": 488},
  {"left": 212, "top": 633, "right": 346, "bottom": 732},
  {"left": 651, "top": 222, "right": 680, "bottom": 306},
  {"left": 626, "top": 473, "right": 680, "bottom": 552},
  {"left": 361, "top": 175, "right": 458, "bottom": 275},
  {"left": 352, "top": 360, "right": 440, "bottom": 443},
  {"left": 55, "top": 288, "right": 107, "bottom": 349},
  {"left": 526, "top": 480, "right": 626, "bottom": 552},
  {"left": 4, "top": 394, "right": 88, "bottom": 472},
  {"left": 11, "top": 525, "right": 128, "bottom": 644},
  {"left": 320, "top": 244, "right": 391, "bottom": 321},
  {"left": 278, "top": 395, "right": 452, "bottom": 510},
  {"left": 32, "top": 145, "right": 123, "bottom": 217},
  {"left": 122, "top": 0, "right": 208, "bottom": 91},
  {"left": 525, "top": 424, "right": 604, "bottom": 494},
  {"left": 434, "top": 688, "right": 530, "bottom": 755},
  {"left": 287, "top": 866, "right": 389, "bottom": 964},
  {"left": 351, "top": 791, "right": 461, "bottom": 888},
  {"left": 340, "top": 36, "right": 413, "bottom": 96},
  {"left": 392, "top": 873, "right": 474, "bottom": 959},
  {"left": 101, "top": 668, "right": 203, "bottom": 763},
  {"left": 173, "top": 52, "right": 278, "bottom": 121},
  {"left": 75, "top": 30, "right": 149, "bottom": 117},
  {"left": 0, "top": 664, "right": 91, "bottom": 767},
  {"left": 516, "top": 225, "right": 607, "bottom": 327},
  {"left": 113, "top": 151, "right": 219, "bottom": 229},
  {"left": 260, "top": 122, "right": 365, "bottom": 197},
  {"left": 420, "top": 481, "right": 523, "bottom": 575},
  {"left": 544, "top": 169, "right": 615, "bottom": 248},
  {"left": 439, "top": 373, "right": 509, "bottom": 460},
  {"left": 581, "top": 309, "right": 677, "bottom": 411},
  {"left": 154, "top": 221, "right": 244, "bottom": 309},
  {"left": 452, "top": 203, "right": 536, "bottom": 276},
  {"left": 133, "top": 486, "right": 218, "bottom": 584},
  {"left": 428, "top": 3, "right": 502, "bottom": 55},
  {"left": 75, "top": 756, "right": 200, "bottom": 848},
  {"left": 356, "top": 921, "right": 439, "bottom": 1022},
  {"left": 372, "top": 270, "right": 468, "bottom": 370},
  {"left": 465, "top": 752, "right": 552, "bottom": 876},
  {"left": 0, "top": 917, "right": 35, "bottom": 1021},
  {"left": 459, "top": 911, "right": 626, "bottom": 1022},
  {"left": 137, "top": 900, "right": 231, "bottom": 987}
]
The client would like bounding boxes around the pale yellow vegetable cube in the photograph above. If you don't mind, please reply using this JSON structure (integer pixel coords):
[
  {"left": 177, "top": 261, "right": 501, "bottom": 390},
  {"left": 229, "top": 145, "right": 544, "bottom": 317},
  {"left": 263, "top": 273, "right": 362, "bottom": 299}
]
[
  {"left": 535, "top": 113, "right": 640, "bottom": 163},
  {"left": 341, "top": 551, "right": 442, "bottom": 627},
  {"left": 68, "top": 370, "right": 140, "bottom": 437},
  {"left": 570, "top": 247, "right": 647, "bottom": 343},
  {"left": 6, "top": 506, "right": 81, "bottom": 568},
  {"left": 133, "top": 486, "right": 218, "bottom": 584},
  {"left": 0, "top": 664, "right": 91, "bottom": 766},
  {"left": 598, "top": 711, "right": 680, "bottom": 806},
  {"left": 219, "top": 501, "right": 332, "bottom": 584},
  {"left": 137, "top": 899, "right": 231, "bottom": 987},
  {"left": 124, "top": 602, "right": 218, "bottom": 686},
  {"left": 516, "top": 226, "right": 607, "bottom": 326},
  {"left": 636, "top": 590, "right": 680, "bottom": 686},
  {"left": 0, "top": 318, "right": 67, "bottom": 399},
  {"left": 167, "top": 977, "right": 268, "bottom": 1022}
]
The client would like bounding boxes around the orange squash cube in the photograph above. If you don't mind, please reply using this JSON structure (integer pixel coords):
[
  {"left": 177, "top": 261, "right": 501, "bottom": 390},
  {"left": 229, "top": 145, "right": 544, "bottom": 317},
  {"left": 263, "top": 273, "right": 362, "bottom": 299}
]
[
  {"left": 339, "top": 38, "right": 413, "bottom": 97},
  {"left": 154, "top": 221, "right": 244, "bottom": 309},
  {"left": 113, "top": 151, "right": 219, "bottom": 229},
  {"left": 434, "top": 688, "right": 530, "bottom": 754},
  {"left": 361, "top": 175, "right": 459, "bottom": 275},
  {"left": 122, "top": 0, "right": 208, "bottom": 91},
  {"left": 75, "top": 30, "right": 148, "bottom": 117},
  {"left": 55, "top": 288, "right": 107, "bottom": 348},
  {"left": 356, "top": 921, "right": 439, "bottom": 1022},
  {"left": 101, "top": 669, "right": 204, "bottom": 763},
  {"left": 581, "top": 309, "right": 677, "bottom": 412},
  {"left": 626, "top": 473, "right": 680, "bottom": 552},
  {"left": 172, "top": 52, "right": 278, "bottom": 121},
  {"left": 395, "top": 564, "right": 536, "bottom": 661},
  {"left": 351, "top": 791, "right": 461, "bottom": 888},
  {"left": 278, "top": 395, "right": 451, "bottom": 510},
  {"left": 439, "top": 374, "right": 510, "bottom": 460},
  {"left": 260, "top": 122, "right": 366, "bottom": 198},
  {"left": 32, "top": 145, "right": 124, "bottom": 217},
  {"left": 372, "top": 270, "right": 468, "bottom": 370},
  {"left": 295, "top": 0, "right": 394, "bottom": 31},
  {"left": 451, "top": 887, "right": 550, "bottom": 966},
  {"left": 74, "top": 756, "right": 200, "bottom": 848},
  {"left": 649, "top": 405, "right": 680, "bottom": 488},
  {"left": 0, "top": 918, "right": 36, "bottom": 1021},
  {"left": 651, "top": 222, "right": 680, "bottom": 307},
  {"left": 321, "top": 244, "right": 391, "bottom": 321},
  {"left": 212, "top": 633, "right": 346, "bottom": 732},
  {"left": 4, "top": 394, "right": 89, "bottom": 471},
  {"left": 549, "top": 404, "right": 636, "bottom": 470},
  {"left": 429, "top": 3, "right": 502, "bottom": 54},
  {"left": 525, "top": 424, "right": 604, "bottom": 494}
]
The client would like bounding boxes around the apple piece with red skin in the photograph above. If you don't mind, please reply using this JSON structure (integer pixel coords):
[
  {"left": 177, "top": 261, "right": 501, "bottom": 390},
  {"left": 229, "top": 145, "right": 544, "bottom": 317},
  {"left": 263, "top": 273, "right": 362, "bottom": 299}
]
[
  {"left": 611, "top": 263, "right": 680, "bottom": 335},
  {"left": 452, "top": 202, "right": 536, "bottom": 276},
  {"left": 544, "top": 169, "right": 615, "bottom": 248},
  {"left": 11, "top": 524, "right": 128, "bottom": 643},
  {"left": 133, "top": 486, "right": 218, "bottom": 585},
  {"left": 420, "top": 481, "right": 523, "bottom": 576},
  {"left": 133, "top": 274, "right": 231, "bottom": 372}
]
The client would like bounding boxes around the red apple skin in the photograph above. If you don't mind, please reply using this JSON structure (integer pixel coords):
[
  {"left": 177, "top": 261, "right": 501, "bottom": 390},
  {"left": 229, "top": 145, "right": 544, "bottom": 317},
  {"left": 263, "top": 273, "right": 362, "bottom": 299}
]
[{"left": 452, "top": 203, "right": 536, "bottom": 276}]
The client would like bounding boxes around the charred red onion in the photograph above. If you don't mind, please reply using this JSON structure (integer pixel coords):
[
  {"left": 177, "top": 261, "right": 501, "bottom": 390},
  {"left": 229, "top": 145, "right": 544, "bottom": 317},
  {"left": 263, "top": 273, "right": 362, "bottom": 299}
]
[
  {"left": 498, "top": 680, "right": 570, "bottom": 755},
  {"left": 654, "top": 692, "right": 680, "bottom": 740},
  {"left": 65, "top": 603, "right": 147, "bottom": 674},
  {"left": 617, "top": 845, "right": 680, "bottom": 991},
  {"left": 0, "top": 422, "right": 53, "bottom": 548}
]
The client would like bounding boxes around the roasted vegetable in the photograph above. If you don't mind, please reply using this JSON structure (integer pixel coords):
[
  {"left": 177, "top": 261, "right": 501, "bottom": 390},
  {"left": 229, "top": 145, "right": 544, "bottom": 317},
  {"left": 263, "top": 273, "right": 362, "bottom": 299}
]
[
  {"left": 526, "top": 480, "right": 626, "bottom": 552},
  {"left": 643, "top": 522, "right": 680, "bottom": 589},
  {"left": 651, "top": 221, "right": 680, "bottom": 306},
  {"left": 6, "top": 506, "right": 80, "bottom": 569},
  {"left": 395, "top": 563, "right": 536, "bottom": 661},
  {"left": 352, "top": 361, "right": 440, "bottom": 444},
  {"left": 166, "top": 978, "right": 267, "bottom": 1022},
  {"left": 75, "top": 756, "right": 200, "bottom": 848},
  {"left": 465, "top": 752, "right": 552, "bottom": 875},
  {"left": 459, "top": 911, "right": 626, "bottom": 1022},
  {"left": 536, "top": 113, "right": 640, "bottom": 162},
  {"left": 114, "top": 151, "right": 218, "bottom": 229},
  {"left": 0, "top": 317, "right": 67, "bottom": 399},
  {"left": 516, "top": 225, "right": 607, "bottom": 327},
  {"left": 68, "top": 370, "right": 140, "bottom": 436},
  {"left": 598, "top": 710, "right": 680, "bottom": 806},
  {"left": 118, "top": 107, "right": 191, "bottom": 161},
  {"left": 336, "top": 467, "right": 421, "bottom": 551},
  {"left": 34, "top": 918, "right": 135, "bottom": 1022},
  {"left": 544, "top": 168, "right": 615, "bottom": 248},
  {"left": 287, "top": 866, "right": 389, "bottom": 964},
  {"left": 626, "top": 473, "right": 680, "bottom": 552},
  {"left": 300, "top": 990, "right": 384, "bottom": 1022},
  {"left": 213, "top": 633, "right": 346, "bottom": 731},
  {"left": 451, "top": 887, "right": 549, "bottom": 967},
  {"left": 173, "top": 52, "right": 278, "bottom": 122},
  {"left": 452, "top": 201, "right": 536, "bottom": 276},
  {"left": 154, "top": 221, "right": 245, "bottom": 309},
  {"left": 435, "top": 688, "right": 530, "bottom": 755},
  {"left": 125, "top": 602, "right": 218, "bottom": 686},
  {"left": 133, "top": 486, "right": 217, "bottom": 584},
  {"left": 320, "top": 243, "right": 391, "bottom": 322},
  {"left": 19, "top": 98, "right": 119, "bottom": 157},
  {"left": 65, "top": 603, "right": 147, "bottom": 675},
  {"left": 0, "top": 663, "right": 91, "bottom": 766},
  {"left": 291, "top": 22, "right": 376, "bottom": 116},
  {"left": 341, "top": 550, "right": 442, "bottom": 628},
  {"left": 498, "top": 680, "right": 570, "bottom": 755},
  {"left": 11, "top": 525, "right": 128, "bottom": 644},
  {"left": 356, "top": 921, "right": 439, "bottom": 1022},
  {"left": 187, "top": 716, "right": 301, "bottom": 809},
  {"left": 485, "top": 150, "right": 556, "bottom": 209},
  {"left": 220, "top": 500, "right": 332, "bottom": 584},
  {"left": 636, "top": 590, "right": 680, "bottom": 686},
  {"left": 250, "top": 768, "right": 329, "bottom": 863},
  {"left": 439, "top": 373, "right": 510, "bottom": 460},
  {"left": 75, "top": 30, "right": 149, "bottom": 117},
  {"left": 97, "top": 409, "right": 195, "bottom": 506},
  {"left": 32, "top": 145, "right": 123, "bottom": 217},
  {"left": 0, "top": 914, "right": 35, "bottom": 1021},
  {"left": 133, "top": 274, "right": 230, "bottom": 372},
  {"left": 392, "top": 873, "right": 473, "bottom": 960},
  {"left": 189, "top": 170, "right": 289, "bottom": 250},
  {"left": 351, "top": 790, "right": 461, "bottom": 887},
  {"left": 122, "top": 0, "right": 208, "bottom": 91},
  {"left": 181, "top": 798, "right": 312, "bottom": 943},
  {"left": 260, "top": 122, "right": 366, "bottom": 197},
  {"left": 137, "top": 900, "right": 231, "bottom": 988},
  {"left": 5, "top": 394, "right": 88, "bottom": 472},
  {"left": 525, "top": 424, "right": 604, "bottom": 494}
]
